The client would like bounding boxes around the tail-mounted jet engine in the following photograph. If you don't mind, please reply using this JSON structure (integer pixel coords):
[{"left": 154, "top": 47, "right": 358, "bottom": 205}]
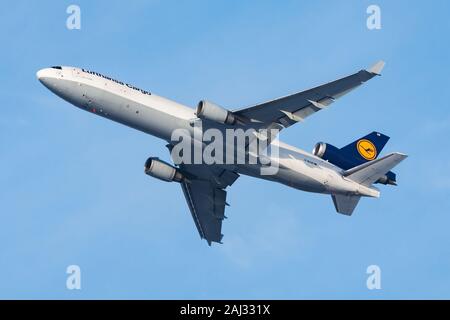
[
  {"left": 196, "top": 100, "right": 236, "bottom": 125},
  {"left": 144, "top": 157, "right": 184, "bottom": 182},
  {"left": 312, "top": 142, "right": 355, "bottom": 169}
]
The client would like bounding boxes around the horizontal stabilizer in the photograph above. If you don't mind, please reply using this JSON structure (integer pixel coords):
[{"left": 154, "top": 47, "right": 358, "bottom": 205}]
[
  {"left": 344, "top": 152, "right": 407, "bottom": 186},
  {"left": 332, "top": 194, "right": 361, "bottom": 216}
]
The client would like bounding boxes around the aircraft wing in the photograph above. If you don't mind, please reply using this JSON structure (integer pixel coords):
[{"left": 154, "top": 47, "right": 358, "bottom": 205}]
[
  {"left": 234, "top": 61, "right": 385, "bottom": 129},
  {"left": 179, "top": 164, "right": 239, "bottom": 245}
]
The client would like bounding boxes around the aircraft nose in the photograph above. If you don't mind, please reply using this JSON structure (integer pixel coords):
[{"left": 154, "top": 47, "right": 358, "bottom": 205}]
[
  {"left": 36, "top": 69, "right": 44, "bottom": 80},
  {"left": 36, "top": 68, "right": 61, "bottom": 91},
  {"left": 36, "top": 68, "right": 52, "bottom": 82}
]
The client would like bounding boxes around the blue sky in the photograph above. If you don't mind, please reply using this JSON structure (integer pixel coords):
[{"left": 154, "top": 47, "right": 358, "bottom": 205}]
[{"left": 1, "top": 0, "right": 450, "bottom": 299}]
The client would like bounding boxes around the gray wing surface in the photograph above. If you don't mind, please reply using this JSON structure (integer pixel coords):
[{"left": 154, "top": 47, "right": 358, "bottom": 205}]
[
  {"left": 179, "top": 164, "right": 239, "bottom": 245},
  {"left": 234, "top": 61, "right": 385, "bottom": 129}
]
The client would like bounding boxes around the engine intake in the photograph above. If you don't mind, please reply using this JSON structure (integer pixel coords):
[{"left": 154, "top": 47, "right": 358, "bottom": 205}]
[
  {"left": 312, "top": 142, "right": 350, "bottom": 167},
  {"left": 144, "top": 157, "right": 183, "bottom": 182},
  {"left": 196, "top": 100, "right": 236, "bottom": 125},
  {"left": 312, "top": 142, "right": 328, "bottom": 158}
]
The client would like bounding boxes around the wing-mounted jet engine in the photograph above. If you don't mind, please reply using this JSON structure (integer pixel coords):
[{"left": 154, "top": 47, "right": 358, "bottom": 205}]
[
  {"left": 312, "top": 131, "right": 397, "bottom": 185},
  {"left": 196, "top": 100, "right": 238, "bottom": 125},
  {"left": 144, "top": 157, "right": 184, "bottom": 182}
]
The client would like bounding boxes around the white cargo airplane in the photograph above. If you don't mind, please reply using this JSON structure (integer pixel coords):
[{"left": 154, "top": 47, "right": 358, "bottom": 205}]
[{"left": 37, "top": 61, "right": 407, "bottom": 245}]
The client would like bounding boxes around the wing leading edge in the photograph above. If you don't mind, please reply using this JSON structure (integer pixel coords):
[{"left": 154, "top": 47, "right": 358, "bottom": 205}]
[{"left": 234, "top": 61, "right": 385, "bottom": 129}]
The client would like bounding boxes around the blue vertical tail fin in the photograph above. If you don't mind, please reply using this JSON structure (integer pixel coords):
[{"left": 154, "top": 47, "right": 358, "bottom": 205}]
[{"left": 340, "top": 131, "right": 390, "bottom": 165}]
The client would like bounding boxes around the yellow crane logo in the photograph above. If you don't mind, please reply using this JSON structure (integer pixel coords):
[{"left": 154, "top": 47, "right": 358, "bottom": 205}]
[{"left": 357, "top": 139, "right": 377, "bottom": 160}]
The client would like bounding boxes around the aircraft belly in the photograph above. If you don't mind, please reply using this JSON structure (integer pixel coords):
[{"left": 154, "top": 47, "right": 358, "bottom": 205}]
[
  {"left": 237, "top": 163, "right": 327, "bottom": 194},
  {"left": 276, "top": 167, "right": 327, "bottom": 193},
  {"left": 53, "top": 79, "right": 188, "bottom": 141}
]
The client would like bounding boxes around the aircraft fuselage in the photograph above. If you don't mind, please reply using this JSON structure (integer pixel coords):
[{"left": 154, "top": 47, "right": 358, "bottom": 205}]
[{"left": 37, "top": 66, "right": 379, "bottom": 198}]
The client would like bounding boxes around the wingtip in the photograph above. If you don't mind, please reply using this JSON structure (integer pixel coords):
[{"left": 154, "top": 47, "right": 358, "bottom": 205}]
[
  {"left": 390, "top": 152, "right": 408, "bottom": 161},
  {"left": 367, "top": 60, "right": 385, "bottom": 75}
]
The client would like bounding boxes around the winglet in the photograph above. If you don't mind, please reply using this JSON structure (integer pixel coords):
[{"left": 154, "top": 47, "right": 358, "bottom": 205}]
[{"left": 367, "top": 60, "right": 385, "bottom": 75}]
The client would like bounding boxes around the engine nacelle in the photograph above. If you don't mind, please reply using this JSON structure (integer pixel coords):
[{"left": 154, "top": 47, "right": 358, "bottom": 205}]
[
  {"left": 312, "top": 142, "right": 328, "bottom": 159},
  {"left": 312, "top": 142, "right": 353, "bottom": 168},
  {"left": 144, "top": 157, "right": 184, "bottom": 182},
  {"left": 376, "top": 171, "right": 397, "bottom": 185},
  {"left": 196, "top": 100, "right": 236, "bottom": 125}
]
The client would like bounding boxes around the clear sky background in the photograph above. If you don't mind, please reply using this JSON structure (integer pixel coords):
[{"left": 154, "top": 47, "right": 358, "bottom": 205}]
[{"left": 1, "top": 0, "right": 449, "bottom": 299}]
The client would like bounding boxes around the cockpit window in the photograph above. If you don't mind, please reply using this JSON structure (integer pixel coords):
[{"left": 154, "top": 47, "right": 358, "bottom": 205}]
[{"left": 51, "top": 66, "right": 62, "bottom": 70}]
